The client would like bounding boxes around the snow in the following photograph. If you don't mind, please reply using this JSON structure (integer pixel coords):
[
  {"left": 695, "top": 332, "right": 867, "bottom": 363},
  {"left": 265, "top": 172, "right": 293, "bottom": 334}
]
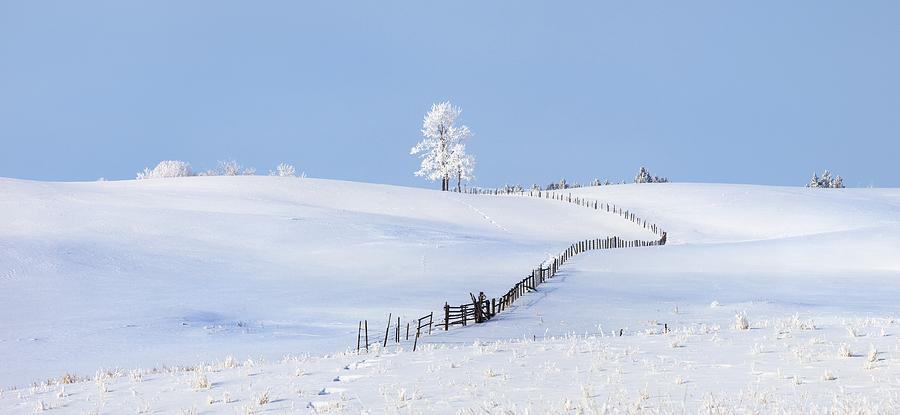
[
  {"left": 0, "top": 176, "right": 647, "bottom": 387},
  {"left": 3, "top": 178, "right": 900, "bottom": 413}
]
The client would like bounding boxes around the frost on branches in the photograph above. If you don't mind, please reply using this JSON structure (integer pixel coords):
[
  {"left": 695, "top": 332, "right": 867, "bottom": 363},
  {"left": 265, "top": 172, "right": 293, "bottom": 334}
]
[
  {"left": 634, "top": 167, "right": 669, "bottom": 184},
  {"left": 217, "top": 160, "right": 255, "bottom": 176},
  {"left": 269, "top": 163, "right": 299, "bottom": 177},
  {"left": 807, "top": 171, "right": 844, "bottom": 188},
  {"left": 136, "top": 160, "right": 194, "bottom": 180},
  {"left": 410, "top": 101, "right": 475, "bottom": 191}
]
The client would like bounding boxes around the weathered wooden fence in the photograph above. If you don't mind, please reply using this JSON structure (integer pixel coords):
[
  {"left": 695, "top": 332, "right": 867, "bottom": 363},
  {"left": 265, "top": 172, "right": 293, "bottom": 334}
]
[
  {"left": 356, "top": 189, "right": 667, "bottom": 351},
  {"left": 441, "top": 189, "right": 667, "bottom": 330},
  {"left": 357, "top": 311, "right": 435, "bottom": 353}
]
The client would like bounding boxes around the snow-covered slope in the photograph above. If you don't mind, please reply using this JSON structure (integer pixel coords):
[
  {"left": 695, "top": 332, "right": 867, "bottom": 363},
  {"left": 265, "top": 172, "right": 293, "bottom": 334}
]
[
  {"left": 562, "top": 183, "right": 900, "bottom": 244},
  {"left": 0, "top": 177, "right": 650, "bottom": 387},
  {"left": 437, "top": 183, "right": 900, "bottom": 343},
  {"left": 3, "top": 179, "right": 900, "bottom": 412}
]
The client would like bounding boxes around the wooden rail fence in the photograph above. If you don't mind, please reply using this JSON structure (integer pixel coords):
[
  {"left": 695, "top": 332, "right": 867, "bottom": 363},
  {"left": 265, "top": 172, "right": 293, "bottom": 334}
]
[
  {"left": 441, "top": 189, "right": 666, "bottom": 329},
  {"left": 355, "top": 189, "right": 666, "bottom": 351}
]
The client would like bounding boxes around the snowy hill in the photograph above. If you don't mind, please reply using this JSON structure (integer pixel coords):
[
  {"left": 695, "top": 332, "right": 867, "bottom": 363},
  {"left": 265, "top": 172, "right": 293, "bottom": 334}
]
[
  {"left": 0, "top": 176, "right": 649, "bottom": 386},
  {"left": 3, "top": 178, "right": 900, "bottom": 413},
  {"left": 435, "top": 183, "right": 900, "bottom": 343}
]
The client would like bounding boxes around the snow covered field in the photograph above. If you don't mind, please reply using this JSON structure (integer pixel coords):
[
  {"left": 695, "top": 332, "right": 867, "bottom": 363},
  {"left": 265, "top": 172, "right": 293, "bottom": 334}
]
[
  {"left": 0, "top": 176, "right": 648, "bottom": 387},
  {"left": 3, "top": 178, "right": 900, "bottom": 413}
]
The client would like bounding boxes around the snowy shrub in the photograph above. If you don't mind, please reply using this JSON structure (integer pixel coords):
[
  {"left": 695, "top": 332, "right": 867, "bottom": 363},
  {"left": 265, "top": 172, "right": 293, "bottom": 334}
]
[
  {"left": 269, "top": 162, "right": 297, "bottom": 177},
  {"left": 192, "top": 373, "right": 209, "bottom": 390},
  {"left": 734, "top": 312, "right": 749, "bottom": 330},
  {"left": 129, "top": 369, "right": 143, "bottom": 383},
  {"left": 589, "top": 178, "right": 612, "bottom": 186},
  {"left": 136, "top": 160, "right": 193, "bottom": 180},
  {"left": 546, "top": 179, "right": 574, "bottom": 190},
  {"left": 60, "top": 373, "right": 77, "bottom": 385},
  {"left": 839, "top": 343, "right": 852, "bottom": 358},
  {"left": 219, "top": 160, "right": 240, "bottom": 176},
  {"left": 255, "top": 388, "right": 270, "bottom": 405},
  {"left": 867, "top": 344, "right": 878, "bottom": 363},
  {"left": 823, "top": 370, "right": 837, "bottom": 381},
  {"left": 807, "top": 170, "right": 844, "bottom": 188},
  {"left": 217, "top": 160, "right": 256, "bottom": 176},
  {"left": 634, "top": 166, "right": 669, "bottom": 184}
]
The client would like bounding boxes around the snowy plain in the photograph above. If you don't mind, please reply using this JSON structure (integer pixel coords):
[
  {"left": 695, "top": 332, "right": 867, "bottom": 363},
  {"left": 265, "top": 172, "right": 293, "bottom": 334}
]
[{"left": 3, "top": 178, "right": 900, "bottom": 413}]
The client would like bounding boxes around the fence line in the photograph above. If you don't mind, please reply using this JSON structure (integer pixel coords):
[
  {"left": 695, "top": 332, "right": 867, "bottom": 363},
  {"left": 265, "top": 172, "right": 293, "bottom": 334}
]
[
  {"left": 356, "top": 189, "right": 666, "bottom": 351},
  {"left": 442, "top": 189, "right": 666, "bottom": 330}
]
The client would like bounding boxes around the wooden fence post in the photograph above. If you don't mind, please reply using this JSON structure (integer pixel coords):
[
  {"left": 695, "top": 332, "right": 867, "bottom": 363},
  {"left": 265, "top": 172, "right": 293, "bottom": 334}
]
[
  {"left": 444, "top": 303, "right": 450, "bottom": 331},
  {"left": 364, "top": 320, "right": 369, "bottom": 352},
  {"left": 383, "top": 313, "right": 391, "bottom": 347}
]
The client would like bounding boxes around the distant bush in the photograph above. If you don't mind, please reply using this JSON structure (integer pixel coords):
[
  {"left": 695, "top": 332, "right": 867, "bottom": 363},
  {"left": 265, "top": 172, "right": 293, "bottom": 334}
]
[
  {"left": 807, "top": 170, "right": 844, "bottom": 188},
  {"left": 270, "top": 162, "right": 297, "bottom": 177},
  {"left": 136, "top": 160, "right": 194, "bottom": 180},
  {"left": 634, "top": 167, "right": 668, "bottom": 184},
  {"left": 217, "top": 160, "right": 255, "bottom": 176}
]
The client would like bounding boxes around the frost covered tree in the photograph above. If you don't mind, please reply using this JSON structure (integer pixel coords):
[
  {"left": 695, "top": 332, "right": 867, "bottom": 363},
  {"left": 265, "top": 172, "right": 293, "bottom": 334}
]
[
  {"left": 807, "top": 170, "right": 844, "bottom": 188},
  {"left": 411, "top": 101, "right": 473, "bottom": 191},
  {"left": 136, "top": 160, "right": 193, "bottom": 179},
  {"left": 634, "top": 167, "right": 668, "bottom": 184},
  {"left": 448, "top": 143, "right": 475, "bottom": 192}
]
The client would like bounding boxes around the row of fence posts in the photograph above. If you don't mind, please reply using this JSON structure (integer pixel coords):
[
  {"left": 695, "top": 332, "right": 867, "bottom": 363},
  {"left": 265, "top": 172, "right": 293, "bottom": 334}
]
[
  {"left": 356, "top": 312, "right": 434, "bottom": 353},
  {"left": 461, "top": 188, "right": 665, "bottom": 238},
  {"left": 442, "top": 190, "right": 667, "bottom": 330},
  {"left": 356, "top": 189, "right": 667, "bottom": 350}
]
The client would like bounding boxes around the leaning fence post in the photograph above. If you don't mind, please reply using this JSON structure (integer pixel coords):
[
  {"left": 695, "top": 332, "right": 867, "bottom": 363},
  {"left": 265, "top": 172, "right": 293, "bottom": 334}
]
[
  {"left": 357, "top": 321, "right": 362, "bottom": 354},
  {"left": 383, "top": 313, "right": 392, "bottom": 347},
  {"left": 364, "top": 320, "right": 369, "bottom": 352}
]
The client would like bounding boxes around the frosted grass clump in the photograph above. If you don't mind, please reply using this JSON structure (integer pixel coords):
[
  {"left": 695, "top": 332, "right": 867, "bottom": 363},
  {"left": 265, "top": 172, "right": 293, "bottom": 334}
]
[
  {"left": 734, "top": 312, "right": 750, "bottom": 330},
  {"left": 839, "top": 343, "right": 852, "bottom": 358}
]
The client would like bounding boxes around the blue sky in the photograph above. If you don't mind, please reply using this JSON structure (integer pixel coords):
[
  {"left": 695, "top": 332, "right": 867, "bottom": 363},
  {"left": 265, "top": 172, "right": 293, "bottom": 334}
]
[{"left": 1, "top": 1, "right": 898, "bottom": 187}]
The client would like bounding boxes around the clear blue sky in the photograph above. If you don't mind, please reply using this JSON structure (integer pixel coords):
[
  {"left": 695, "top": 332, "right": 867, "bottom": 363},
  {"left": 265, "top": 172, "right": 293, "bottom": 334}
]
[{"left": 2, "top": 1, "right": 898, "bottom": 187}]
